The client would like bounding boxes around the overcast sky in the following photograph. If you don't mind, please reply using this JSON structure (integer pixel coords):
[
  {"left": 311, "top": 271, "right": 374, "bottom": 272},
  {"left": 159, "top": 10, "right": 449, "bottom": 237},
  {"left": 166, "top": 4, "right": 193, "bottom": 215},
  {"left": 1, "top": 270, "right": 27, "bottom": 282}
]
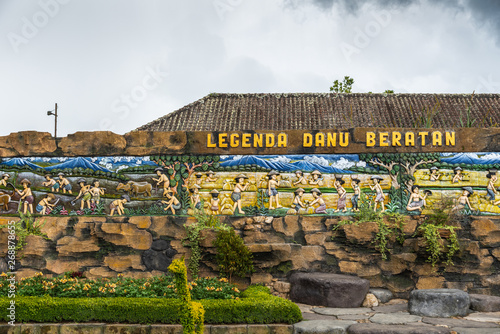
[{"left": 1, "top": 0, "right": 499, "bottom": 137}]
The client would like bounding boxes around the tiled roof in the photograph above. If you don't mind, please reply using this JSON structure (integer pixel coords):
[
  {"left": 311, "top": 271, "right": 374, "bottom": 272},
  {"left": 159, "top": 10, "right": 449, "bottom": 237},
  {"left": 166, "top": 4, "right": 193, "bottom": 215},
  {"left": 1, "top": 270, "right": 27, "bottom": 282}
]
[{"left": 133, "top": 93, "right": 500, "bottom": 131}]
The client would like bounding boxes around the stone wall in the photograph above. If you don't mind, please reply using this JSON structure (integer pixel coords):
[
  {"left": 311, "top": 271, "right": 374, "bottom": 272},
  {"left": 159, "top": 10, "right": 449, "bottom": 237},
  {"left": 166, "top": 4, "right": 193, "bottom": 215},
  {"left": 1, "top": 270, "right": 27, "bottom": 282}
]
[{"left": 2, "top": 215, "right": 500, "bottom": 299}]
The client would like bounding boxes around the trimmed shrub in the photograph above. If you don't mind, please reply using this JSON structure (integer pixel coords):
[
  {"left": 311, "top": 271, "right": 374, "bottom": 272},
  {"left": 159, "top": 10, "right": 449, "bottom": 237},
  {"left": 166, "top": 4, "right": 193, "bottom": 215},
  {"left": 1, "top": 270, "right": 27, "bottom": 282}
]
[{"left": 0, "top": 285, "right": 302, "bottom": 324}]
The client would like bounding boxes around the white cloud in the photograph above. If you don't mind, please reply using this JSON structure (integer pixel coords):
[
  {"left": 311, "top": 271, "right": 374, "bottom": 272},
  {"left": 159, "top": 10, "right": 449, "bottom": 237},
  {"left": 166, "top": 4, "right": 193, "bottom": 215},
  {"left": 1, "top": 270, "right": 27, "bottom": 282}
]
[
  {"left": 331, "top": 157, "right": 355, "bottom": 170},
  {"left": 304, "top": 156, "right": 330, "bottom": 166},
  {"left": 270, "top": 156, "right": 291, "bottom": 164},
  {"left": 481, "top": 153, "right": 500, "bottom": 161}
]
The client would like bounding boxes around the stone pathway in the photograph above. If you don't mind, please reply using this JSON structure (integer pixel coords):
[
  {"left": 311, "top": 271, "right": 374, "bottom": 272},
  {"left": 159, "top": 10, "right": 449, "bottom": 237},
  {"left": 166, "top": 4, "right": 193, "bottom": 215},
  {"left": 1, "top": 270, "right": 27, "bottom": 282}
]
[{"left": 295, "top": 300, "right": 500, "bottom": 334}]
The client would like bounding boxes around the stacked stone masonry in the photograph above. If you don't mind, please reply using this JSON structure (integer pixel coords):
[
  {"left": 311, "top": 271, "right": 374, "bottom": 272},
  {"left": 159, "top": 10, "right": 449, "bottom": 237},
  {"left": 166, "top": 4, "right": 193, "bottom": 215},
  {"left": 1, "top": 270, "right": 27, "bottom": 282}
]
[{"left": 2, "top": 215, "right": 500, "bottom": 298}]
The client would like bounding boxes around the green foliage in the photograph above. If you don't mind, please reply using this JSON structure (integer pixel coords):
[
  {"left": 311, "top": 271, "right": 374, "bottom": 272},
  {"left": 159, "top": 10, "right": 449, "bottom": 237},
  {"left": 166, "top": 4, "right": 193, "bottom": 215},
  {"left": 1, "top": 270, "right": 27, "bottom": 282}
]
[
  {"left": 169, "top": 259, "right": 205, "bottom": 334},
  {"left": 182, "top": 209, "right": 229, "bottom": 277},
  {"left": 0, "top": 285, "right": 301, "bottom": 324},
  {"left": 0, "top": 204, "right": 48, "bottom": 251},
  {"left": 355, "top": 193, "right": 383, "bottom": 222},
  {"left": 418, "top": 197, "right": 461, "bottom": 267},
  {"left": 213, "top": 228, "right": 254, "bottom": 282},
  {"left": 0, "top": 273, "right": 239, "bottom": 300},
  {"left": 330, "top": 76, "right": 354, "bottom": 93},
  {"left": 384, "top": 90, "right": 394, "bottom": 94},
  {"left": 411, "top": 99, "right": 441, "bottom": 128}
]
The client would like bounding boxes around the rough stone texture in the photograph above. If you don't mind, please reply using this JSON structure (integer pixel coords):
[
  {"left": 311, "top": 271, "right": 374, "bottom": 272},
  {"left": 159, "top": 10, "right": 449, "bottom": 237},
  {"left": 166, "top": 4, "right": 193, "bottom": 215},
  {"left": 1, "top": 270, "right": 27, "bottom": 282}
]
[
  {"left": 469, "top": 294, "right": 500, "bottom": 312},
  {"left": 59, "top": 131, "right": 127, "bottom": 156},
  {"left": 347, "top": 323, "right": 451, "bottom": 334},
  {"left": 312, "top": 308, "right": 372, "bottom": 316},
  {"left": 369, "top": 288, "right": 393, "bottom": 303},
  {"left": 7, "top": 215, "right": 500, "bottom": 298},
  {"left": 422, "top": 317, "right": 500, "bottom": 328},
  {"left": 293, "top": 320, "right": 356, "bottom": 334},
  {"left": 103, "top": 254, "right": 145, "bottom": 272},
  {"left": 409, "top": 289, "right": 470, "bottom": 318},
  {"left": 290, "top": 273, "right": 370, "bottom": 308},
  {"left": 0, "top": 131, "right": 56, "bottom": 156},
  {"left": 464, "top": 312, "right": 500, "bottom": 323},
  {"left": 103, "top": 324, "right": 150, "bottom": 333},
  {"left": 99, "top": 222, "right": 153, "bottom": 250},
  {"left": 362, "top": 293, "right": 379, "bottom": 307},
  {"left": 369, "top": 313, "right": 422, "bottom": 325},
  {"left": 59, "top": 323, "right": 106, "bottom": 334}
]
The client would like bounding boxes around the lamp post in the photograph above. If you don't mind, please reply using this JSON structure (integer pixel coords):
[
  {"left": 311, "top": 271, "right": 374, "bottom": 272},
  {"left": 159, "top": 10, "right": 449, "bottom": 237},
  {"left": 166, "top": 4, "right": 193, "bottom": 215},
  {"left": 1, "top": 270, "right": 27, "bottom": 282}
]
[{"left": 47, "top": 103, "right": 58, "bottom": 138}]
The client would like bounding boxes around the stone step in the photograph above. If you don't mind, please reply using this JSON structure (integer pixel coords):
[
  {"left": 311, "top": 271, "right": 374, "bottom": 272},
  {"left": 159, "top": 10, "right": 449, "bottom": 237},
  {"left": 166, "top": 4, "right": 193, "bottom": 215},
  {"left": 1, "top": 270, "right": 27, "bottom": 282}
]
[
  {"left": 409, "top": 289, "right": 470, "bottom": 318},
  {"left": 290, "top": 273, "right": 370, "bottom": 308}
]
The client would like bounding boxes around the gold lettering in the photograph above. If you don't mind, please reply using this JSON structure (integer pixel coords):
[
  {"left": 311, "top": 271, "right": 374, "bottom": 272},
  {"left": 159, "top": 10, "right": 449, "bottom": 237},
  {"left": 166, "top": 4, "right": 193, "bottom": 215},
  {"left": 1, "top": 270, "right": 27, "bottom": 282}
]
[
  {"left": 303, "top": 133, "right": 313, "bottom": 147},
  {"left": 445, "top": 131, "right": 455, "bottom": 146},
  {"left": 315, "top": 133, "right": 325, "bottom": 147},
  {"left": 366, "top": 132, "right": 376, "bottom": 147},
  {"left": 392, "top": 132, "right": 401, "bottom": 146},
  {"left": 339, "top": 132, "right": 349, "bottom": 147},
  {"left": 230, "top": 134, "right": 239, "bottom": 148},
  {"left": 265, "top": 134, "right": 275, "bottom": 147},
  {"left": 327, "top": 133, "right": 336, "bottom": 147},
  {"left": 419, "top": 132, "right": 428, "bottom": 146},
  {"left": 254, "top": 134, "right": 263, "bottom": 147},
  {"left": 380, "top": 132, "right": 389, "bottom": 147},
  {"left": 432, "top": 131, "right": 442, "bottom": 146},
  {"left": 219, "top": 133, "right": 228, "bottom": 148},
  {"left": 405, "top": 132, "right": 415, "bottom": 146},
  {"left": 207, "top": 134, "right": 216, "bottom": 148},
  {"left": 242, "top": 133, "right": 251, "bottom": 147},
  {"left": 277, "top": 133, "right": 287, "bottom": 147}
]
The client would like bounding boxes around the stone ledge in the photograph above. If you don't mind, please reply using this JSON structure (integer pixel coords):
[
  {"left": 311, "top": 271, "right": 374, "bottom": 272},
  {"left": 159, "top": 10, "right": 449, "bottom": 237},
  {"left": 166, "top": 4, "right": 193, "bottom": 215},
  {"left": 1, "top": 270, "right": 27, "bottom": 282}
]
[{"left": 0, "top": 323, "right": 294, "bottom": 334}]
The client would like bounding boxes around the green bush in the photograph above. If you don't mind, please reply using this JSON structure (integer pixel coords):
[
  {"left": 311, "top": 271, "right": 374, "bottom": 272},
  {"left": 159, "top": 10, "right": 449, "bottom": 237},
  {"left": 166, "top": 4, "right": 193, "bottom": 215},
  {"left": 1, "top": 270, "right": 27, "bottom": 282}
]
[
  {"left": 0, "top": 285, "right": 302, "bottom": 324},
  {"left": 213, "top": 228, "right": 254, "bottom": 282}
]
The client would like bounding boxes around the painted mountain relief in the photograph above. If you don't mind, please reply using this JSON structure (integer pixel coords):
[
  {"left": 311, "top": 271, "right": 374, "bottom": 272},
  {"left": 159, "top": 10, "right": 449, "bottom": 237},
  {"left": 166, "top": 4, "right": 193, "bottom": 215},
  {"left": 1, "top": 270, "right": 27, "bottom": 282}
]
[{"left": 0, "top": 153, "right": 499, "bottom": 217}]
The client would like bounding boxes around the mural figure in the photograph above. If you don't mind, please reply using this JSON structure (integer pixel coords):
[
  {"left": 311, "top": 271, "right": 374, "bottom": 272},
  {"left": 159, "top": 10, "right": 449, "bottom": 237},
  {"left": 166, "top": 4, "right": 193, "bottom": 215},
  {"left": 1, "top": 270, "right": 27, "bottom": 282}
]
[
  {"left": 195, "top": 172, "right": 203, "bottom": 186},
  {"left": 453, "top": 187, "right": 474, "bottom": 212},
  {"left": 486, "top": 170, "right": 498, "bottom": 203},
  {"left": 292, "top": 188, "right": 306, "bottom": 214},
  {"left": 16, "top": 179, "right": 34, "bottom": 214},
  {"left": 190, "top": 184, "right": 201, "bottom": 210},
  {"left": 42, "top": 174, "right": 59, "bottom": 192},
  {"left": 406, "top": 185, "right": 430, "bottom": 212},
  {"left": 267, "top": 171, "right": 282, "bottom": 210},
  {"left": 0, "top": 173, "right": 9, "bottom": 187},
  {"left": 334, "top": 177, "right": 347, "bottom": 213},
  {"left": 90, "top": 180, "right": 105, "bottom": 205},
  {"left": 205, "top": 171, "right": 218, "bottom": 183},
  {"left": 36, "top": 193, "right": 56, "bottom": 215},
  {"left": 350, "top": 177, "right": 360, "bottom": 212},
  {"left": 309, "top": 170, "right": 324, "bottom": 186},
  {"left": 0, "top": 192, "right": 11, "bottom": 211},
  {"left": 153, "top": 168, "right": 170, "bottom": 196},
  {"left": 57, "top": 173, "right": 72, "bottom": 194},
  {"left": 162, "top": 191, "right": 181, "bottom": 215},
  {"left": 293, "top": 170, "right": 308, "bottom": 186},
  {"left": 232, "top": 174, "right": 249, "bottom": 214},
  {"left": 370, "top": 176, "right": 385, "bottom": 212},
  {"left": 210, "top": 189, "right": 220, "bottom": 215},
  {"left": 73, "top": 179, "right": 92, "bottom": 210},
  {"left": 452, "top": 167, "right": 463, "bottom": 183},
  {"left": 429, "top": 166, "right": 441, "bottom": 181},
  {"left": 109, "top": 195, "right": 130, "bottom": 216},
  {"left": 309, "top": 188, "right": 326, "bottom": 214}
]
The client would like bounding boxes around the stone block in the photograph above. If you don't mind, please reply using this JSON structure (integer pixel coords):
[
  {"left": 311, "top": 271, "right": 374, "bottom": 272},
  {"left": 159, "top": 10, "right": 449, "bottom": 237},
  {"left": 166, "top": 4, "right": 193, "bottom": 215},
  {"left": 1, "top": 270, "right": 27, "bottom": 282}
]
[
  {"left": 59, "top": 323, "right": 106, "bottom": 334},
  {"left": 343, "top": 222, "right": 378, "bottom": 244},
  {"left": 128, "top": 216, "right": 151, "bottom": 229},
  {"left": 104, "top": 254, "right": 144, "bottom": 272},
  {"left": 300, "top": 217, "right": 326, "bottom": 233},
  {"left": 362, "top": 293, "right": 379, "bottom": 307},
  {"left": 470, "top": 294, "right": 500, "bottom": 312},
  {"left": 293, "top": 320, "right": 355, "bottom": 334},
  {"left": 408, "top": 288, "right": 470, "bottom": 318},
  {"left": 251, "top": 273, "right": 273, "bottom": 285},
  {"left": 21, "top": 235, "right": 52, "bottom": 257},
  {"left": 274, "top": 281, "right": 291, "bottom": 293},
  {"left": 56, "top": 236, "right": 100, "bottom": 257},
  {"left": 268, "top": 325, "right": 293, "bottom": 334},
  {"left": 369, "top": 288, "right": 393, "bottom": 303},
  {"left": 104, "top": 324, "right": 149, "bottom": 334},
  {"left": 290, "top": 272, "right": 370, "bottom": 308},
  {"left": 347, "top": 323, "right": 450, "bottom": 334},
  {"left": 416, "top": 276, "right": 446, "bottom": 290},
  {"left": 99, "top": 223, "right": 152, "bottom": 250},
  {"left": 210, "top": 325, "right": 248, "bottom": 334},
  {"left": 150, "top": 325, "right": 183, "bottom": 334}
]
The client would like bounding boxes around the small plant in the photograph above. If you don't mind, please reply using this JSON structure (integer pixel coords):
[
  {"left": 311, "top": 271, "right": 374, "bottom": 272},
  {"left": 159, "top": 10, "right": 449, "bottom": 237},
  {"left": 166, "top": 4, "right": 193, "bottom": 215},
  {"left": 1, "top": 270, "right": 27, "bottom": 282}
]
[
  {"left": 330, "top": 76, "right": 354, "bottom": 93},
  {"left": 459, "top": 92, "right": 477, "bottom": 128},
  {"left": 183, "top": 207, "right": 229, "bottom": 277},
  {"left": 0, "top": 204, "right": 48, "bottom": 251},
  {"left": 417, "top": 197, "right": 460, "bottom": 267},
  {"left": 213, "top": 228, "right": 254, "bottom": 283}
]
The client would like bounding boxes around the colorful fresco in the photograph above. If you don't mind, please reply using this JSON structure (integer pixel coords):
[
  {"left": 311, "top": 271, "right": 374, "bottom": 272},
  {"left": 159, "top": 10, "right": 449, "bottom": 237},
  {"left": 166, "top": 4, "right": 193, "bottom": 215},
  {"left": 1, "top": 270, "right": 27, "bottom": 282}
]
[{"left": 0, "top": 153, "right": 499, "bottom": 217}]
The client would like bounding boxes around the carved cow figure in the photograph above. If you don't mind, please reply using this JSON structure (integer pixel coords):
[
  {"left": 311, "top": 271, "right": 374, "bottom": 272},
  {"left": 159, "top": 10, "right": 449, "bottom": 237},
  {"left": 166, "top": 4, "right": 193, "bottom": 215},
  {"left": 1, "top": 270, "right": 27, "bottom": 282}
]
[{"left": 116, "top": 181, "right": 152, "bottom": 197}]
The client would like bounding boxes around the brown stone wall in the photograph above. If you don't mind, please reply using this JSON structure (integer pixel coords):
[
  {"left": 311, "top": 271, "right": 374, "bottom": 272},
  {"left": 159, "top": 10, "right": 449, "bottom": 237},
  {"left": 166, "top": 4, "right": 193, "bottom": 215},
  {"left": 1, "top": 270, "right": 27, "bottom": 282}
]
[
  {"left": 0, "top": 128, "right": 499, "bottom": 157},
  {"left": 2, "top": 215, "right": 500, "bottom": 299}
]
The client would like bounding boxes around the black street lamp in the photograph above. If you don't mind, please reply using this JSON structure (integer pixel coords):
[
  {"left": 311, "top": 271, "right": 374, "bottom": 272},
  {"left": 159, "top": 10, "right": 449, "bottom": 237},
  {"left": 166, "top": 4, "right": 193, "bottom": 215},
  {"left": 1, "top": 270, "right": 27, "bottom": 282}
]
[{"left": 47, "top": 103, "right": 58, "bottom": 138}]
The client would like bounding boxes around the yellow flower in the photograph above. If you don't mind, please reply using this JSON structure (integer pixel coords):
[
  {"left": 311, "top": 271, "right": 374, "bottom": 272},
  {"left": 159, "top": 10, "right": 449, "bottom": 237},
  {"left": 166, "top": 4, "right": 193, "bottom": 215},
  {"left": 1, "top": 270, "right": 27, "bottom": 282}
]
[
  {"left": 219, "top": 277, "right": 228, "bottom": 283},
  {"left": 0, "top": 272, "right": 7, "bottom": 277}
]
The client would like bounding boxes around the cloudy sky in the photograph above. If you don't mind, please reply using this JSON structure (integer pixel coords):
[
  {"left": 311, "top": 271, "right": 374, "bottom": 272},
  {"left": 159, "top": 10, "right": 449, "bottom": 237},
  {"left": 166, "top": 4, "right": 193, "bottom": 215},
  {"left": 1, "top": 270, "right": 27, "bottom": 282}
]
[{"left": 1, "top": 0, "right": 499, "bottom": 137}]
